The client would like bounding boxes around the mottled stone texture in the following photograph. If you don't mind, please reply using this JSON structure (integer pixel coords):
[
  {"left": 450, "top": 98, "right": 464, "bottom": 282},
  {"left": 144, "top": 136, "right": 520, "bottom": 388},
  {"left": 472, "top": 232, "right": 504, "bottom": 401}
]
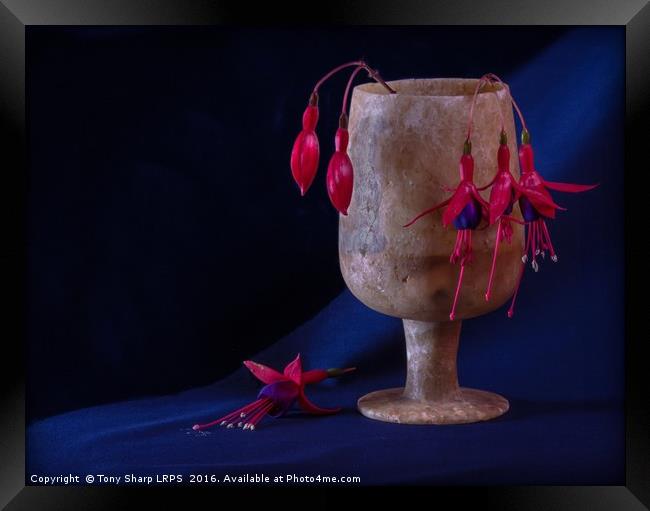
[
  {"left": 358, "top": 318, "right": 509, "bottom": 425},
  {"left": 403, "top": 320, "right": 460, "bottom": 402},
  {"left": 357, "top": 387, "right": 510, "bottom": 425},
  {"left": 340, "top": 79, "right": 522, "bottom": 424}
]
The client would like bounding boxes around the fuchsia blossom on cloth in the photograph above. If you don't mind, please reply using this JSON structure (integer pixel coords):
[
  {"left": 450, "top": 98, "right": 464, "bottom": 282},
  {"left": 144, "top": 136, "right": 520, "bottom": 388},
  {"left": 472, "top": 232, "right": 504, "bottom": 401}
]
[{"left": 192, "top": 355, "right": 354, "bottom": 431}]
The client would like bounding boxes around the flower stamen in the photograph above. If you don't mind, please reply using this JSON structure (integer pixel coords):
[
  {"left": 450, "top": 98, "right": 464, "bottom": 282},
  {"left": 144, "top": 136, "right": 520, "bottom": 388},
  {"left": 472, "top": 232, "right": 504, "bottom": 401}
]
[
  {"left": 192, "top": 397, "right": 268, "bottom": 431},
  {"left": 245, "top": 400, "right": 275, "bottom": 431}
]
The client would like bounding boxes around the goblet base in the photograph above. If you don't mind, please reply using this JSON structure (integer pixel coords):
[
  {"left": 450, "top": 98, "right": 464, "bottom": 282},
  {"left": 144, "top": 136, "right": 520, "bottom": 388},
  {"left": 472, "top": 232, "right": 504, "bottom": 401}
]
[{"left": 357, "top": 387, "right": 509, "bottom": 425}]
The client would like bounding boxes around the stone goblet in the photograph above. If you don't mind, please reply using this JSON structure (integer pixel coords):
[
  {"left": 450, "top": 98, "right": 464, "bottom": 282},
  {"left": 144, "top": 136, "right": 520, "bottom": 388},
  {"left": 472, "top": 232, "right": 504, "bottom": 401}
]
[{"left": 339, "top": 79, "right": 524, "bottom": 424}]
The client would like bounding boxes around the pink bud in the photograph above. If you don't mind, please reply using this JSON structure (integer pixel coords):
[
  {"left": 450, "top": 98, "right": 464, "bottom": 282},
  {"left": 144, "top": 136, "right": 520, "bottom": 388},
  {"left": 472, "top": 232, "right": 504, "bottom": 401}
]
[
  {"left": 326, "top": 127, "right": 353, "bottom": 215},
  {"left": 518, "top": 143, "right": 534, "bottom": 174},
  {"left": 290, "top": 102, "right": 320, "bottom": 196},
  {"left": 497, "top": 142, "right": 510, "bottom": 171},
  {"left": 459, "top": 153, "right": 474, "bottom": 181}
]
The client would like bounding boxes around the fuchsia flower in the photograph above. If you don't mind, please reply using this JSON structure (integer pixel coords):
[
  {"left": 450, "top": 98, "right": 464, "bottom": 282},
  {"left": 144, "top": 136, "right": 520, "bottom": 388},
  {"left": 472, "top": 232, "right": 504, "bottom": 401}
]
[
  {"left": 404, "top": 140, "right": 490, "bottom": 321},
  {"left": 506, "top": 130, "right": 598, "bottom": 317},
  {"left": 291, "top": 60, "right": 395, "bottom": 214},
  {"left": 482, "top": 131, "right": 526, "bottom": 301},
  {"left": 192, "top": 354, "right": 355, "bottom": 431},
  {"left": 326, "top": 114, "right": 354, "bottom": 215},
  {"left": 472, "top": 73, "right": 598, "bottom": 317},
  {"left": 290, "top": 93, "right": 320, "bottom": 196}
]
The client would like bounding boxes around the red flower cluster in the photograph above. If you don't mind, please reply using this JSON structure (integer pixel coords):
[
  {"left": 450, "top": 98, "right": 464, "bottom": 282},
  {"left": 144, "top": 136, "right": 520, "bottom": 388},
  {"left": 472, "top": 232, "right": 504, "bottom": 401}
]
[
  {"left": 289, "top": 66, "right": 597, "bottom": 319},
  {"left": 405, "top": 73, "right": 597, "bottom": 319}
]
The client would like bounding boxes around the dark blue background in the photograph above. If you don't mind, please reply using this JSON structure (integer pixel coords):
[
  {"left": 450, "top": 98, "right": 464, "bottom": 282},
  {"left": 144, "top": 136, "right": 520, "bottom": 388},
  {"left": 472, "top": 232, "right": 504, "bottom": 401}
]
[{"left": 27, "top": 27, "right": 624, "bottom": 484}]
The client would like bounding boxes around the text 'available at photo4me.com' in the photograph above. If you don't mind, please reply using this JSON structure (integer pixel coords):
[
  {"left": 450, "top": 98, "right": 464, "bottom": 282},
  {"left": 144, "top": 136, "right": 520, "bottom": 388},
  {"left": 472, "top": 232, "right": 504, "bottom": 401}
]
[{"left": 29, "top": 473, "right": 362, "bottom": 486}]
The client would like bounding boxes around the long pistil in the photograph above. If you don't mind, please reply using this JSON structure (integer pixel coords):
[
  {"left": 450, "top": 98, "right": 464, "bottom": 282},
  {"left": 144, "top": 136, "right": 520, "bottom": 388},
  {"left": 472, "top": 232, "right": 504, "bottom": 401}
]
[{"left": 485, "top": 220, "right": 503, "bottom": 301}]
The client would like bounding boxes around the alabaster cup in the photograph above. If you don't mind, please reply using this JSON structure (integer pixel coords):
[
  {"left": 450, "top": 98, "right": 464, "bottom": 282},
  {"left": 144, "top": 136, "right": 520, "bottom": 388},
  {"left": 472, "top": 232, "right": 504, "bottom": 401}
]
[{"left": 340, "top": 78, "right": 524, "bottom": 424}]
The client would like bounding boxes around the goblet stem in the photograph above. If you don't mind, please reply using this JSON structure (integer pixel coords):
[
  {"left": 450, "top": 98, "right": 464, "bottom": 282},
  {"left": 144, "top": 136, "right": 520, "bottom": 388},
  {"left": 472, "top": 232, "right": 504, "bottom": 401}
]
[
  {"left": 403, "top": 319, "right": 461, "bottom": 402},
  {"left": 357, "top": 317, "right": 508, "bottom": 424}
]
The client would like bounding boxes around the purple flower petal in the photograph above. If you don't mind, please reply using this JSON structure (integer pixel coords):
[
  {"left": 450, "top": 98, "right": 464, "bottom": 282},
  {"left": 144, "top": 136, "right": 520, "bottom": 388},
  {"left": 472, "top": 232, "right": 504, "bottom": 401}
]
[{"left": 258, "top": 381, "right": 299, "bottom": 417}]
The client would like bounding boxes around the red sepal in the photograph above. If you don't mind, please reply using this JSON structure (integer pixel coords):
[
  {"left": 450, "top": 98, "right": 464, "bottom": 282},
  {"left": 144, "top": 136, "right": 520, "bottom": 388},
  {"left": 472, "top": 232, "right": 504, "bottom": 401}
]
[
  {"left": 243, "top": 360, "right": 286, "bottom": 385},
  {"left": 298, "top": 389, "right": 341, "bottom": 415},
  {"left": 283, "top": 353, "right": 303, "bottom": 385},
  {"left": 542, "top": 180, "right": 599, "bottom": 193}
]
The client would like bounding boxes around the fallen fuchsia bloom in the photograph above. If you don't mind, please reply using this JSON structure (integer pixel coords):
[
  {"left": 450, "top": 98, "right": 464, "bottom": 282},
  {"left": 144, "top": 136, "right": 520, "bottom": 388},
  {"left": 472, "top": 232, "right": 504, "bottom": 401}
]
[
  {"left": 290, "top": 92, "right": 319, "bottom": 196},
  {"left": 507, "top": 129, "right": 598, "bottom": 317},
  {"left": 326, "top": 113, "right": 354, "bottom": 215},
  {"left": 404, "top": 140, "right": 489, "bottom": 321},
  {"left": 192, "top": 354, "right": 355, "bottom": 431}
]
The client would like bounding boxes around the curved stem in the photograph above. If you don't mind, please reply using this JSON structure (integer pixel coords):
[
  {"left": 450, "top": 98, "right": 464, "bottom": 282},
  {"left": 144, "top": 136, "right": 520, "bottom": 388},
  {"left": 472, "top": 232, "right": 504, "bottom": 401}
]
[
  {"left": 313, "top": 61, "right": 364, "bottom": 92},
  {"left": 342, "top": 66, "right": 365, "bottom": 114},
  {"left": 366, "top": 66, "right": 397, "bottom": 94},
  {"left": 480, "top": 75, "right": 506, "bottom": 132},
  {"left": 313, "top": 60, "right": 396, "bottom": 95},
  {"left": 466, "top": 77, "right": 489, "bottom": 141},
  {"left": 483, "top": 72, "right": 528, "bottom": 134}
]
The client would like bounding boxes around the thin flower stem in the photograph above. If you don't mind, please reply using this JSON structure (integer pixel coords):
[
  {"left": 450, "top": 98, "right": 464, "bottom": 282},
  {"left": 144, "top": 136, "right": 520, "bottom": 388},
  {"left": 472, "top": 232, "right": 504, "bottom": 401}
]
[
  {"left": 466, "top": 77, "right": 489, "bottom": 141},
  {"left": 341, "top": 66, "right": 365, "bottom": 114},
  {"left": 482, "top": 73, "right": 528, "bottom": 135},
  {"left": 313, "top": 61, "right": 363, "bottom": 92},
  {"left": 480, "top": 75, "right": 506, "bottom": 132},
  {"left": 366, "top": 67, "right": 397, "bottom": 94},
  {"left": 313, "top": 60, "right": 396, "bottom": 95}
]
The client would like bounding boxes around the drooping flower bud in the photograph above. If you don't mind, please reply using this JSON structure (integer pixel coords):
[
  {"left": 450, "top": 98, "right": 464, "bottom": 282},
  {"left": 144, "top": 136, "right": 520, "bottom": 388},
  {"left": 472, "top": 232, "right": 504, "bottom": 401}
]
[
  {"left": 459, "top": 140, "right": 474, "bottom": 181},
  {"left": 290, "top": 92, "right": 320, "bottom": 196},
  {"left": 326, "top": 113, "right": 354, "bottom": 215},
  {"left": 518, "top": 130, "right": 535, "bottom": 174}
]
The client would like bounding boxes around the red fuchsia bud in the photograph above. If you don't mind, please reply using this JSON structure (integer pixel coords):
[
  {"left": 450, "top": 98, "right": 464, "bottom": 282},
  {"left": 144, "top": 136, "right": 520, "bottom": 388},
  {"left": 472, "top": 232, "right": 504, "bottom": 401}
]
[
  {"left": 303, "top": 93, "right": 319, "bottom": 129},
  {"left": 498, "top": 131, "right": 510, "bottom": 170},
  {"left": 326, "top": 114, "right": 354, "bottom": 215},
  {"left": 334, "top": 120, "right": 349, "bottom": 151},
  {"left": 290, "top": 92, "right": 320, "bottom": 196},
  {"left": 459, "top": 140, "right": 474, "bottom": 181},
  {"left": 518, "top": 130, "right": 534, "bottom": 174}
]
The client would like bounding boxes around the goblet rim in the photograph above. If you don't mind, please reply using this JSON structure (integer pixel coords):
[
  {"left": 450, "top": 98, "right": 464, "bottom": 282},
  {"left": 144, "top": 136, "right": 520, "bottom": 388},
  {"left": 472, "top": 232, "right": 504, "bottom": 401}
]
[{"left": 355, "top": 77, "right": 509, "bottom": 99}]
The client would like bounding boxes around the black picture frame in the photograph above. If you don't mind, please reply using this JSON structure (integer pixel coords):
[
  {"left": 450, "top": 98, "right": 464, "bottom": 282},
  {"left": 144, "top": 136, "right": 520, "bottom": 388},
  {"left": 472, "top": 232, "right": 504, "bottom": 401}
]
[{"left": 1, "top": 0, "right": 647, "bottom": 508}]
